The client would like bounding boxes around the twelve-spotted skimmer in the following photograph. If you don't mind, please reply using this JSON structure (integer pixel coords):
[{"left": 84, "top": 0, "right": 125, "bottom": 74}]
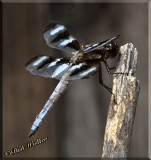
[{"left": 26, "top": 23, "right": 120, "bottom": 137}]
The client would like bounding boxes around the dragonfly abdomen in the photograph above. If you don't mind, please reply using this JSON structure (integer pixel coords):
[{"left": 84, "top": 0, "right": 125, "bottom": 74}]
[{"left": 28, "top": 77, "right": 71, "bottom": 137}]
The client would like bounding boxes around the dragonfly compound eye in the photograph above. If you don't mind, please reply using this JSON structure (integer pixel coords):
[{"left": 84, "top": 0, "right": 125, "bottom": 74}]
[{"left": 107, "top": 42, "right": 119, "bottom": 58}]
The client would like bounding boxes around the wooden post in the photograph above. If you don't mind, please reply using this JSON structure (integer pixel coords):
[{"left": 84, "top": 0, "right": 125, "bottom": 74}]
[{"left": 102, "top": 43, "right": 140, "bottom": 158}]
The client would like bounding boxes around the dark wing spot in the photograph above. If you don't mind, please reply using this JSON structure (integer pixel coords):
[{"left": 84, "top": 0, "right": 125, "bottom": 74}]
[
  {"left": 51, "top": 30, "right": 70, "bottom": 43},
  {"left": 70, "top": 65, "right": 90, "bottom": 76},
  {"left": 56, "top": 58, "right": 70, "bottom": 64},
  {"left": 66, "top": 40, "right": 81, "bottom": 51},
  {"left": 37, "top": 57, "right": 55, "bottom": 70},
  {"left": 44, "top": 23, "right": 58, "bottom": 33},
  {"left": 37, "top": 58, "right": 70, "bottom": 70},
  {"left": 25, "top": 56, "right": 41, "bottom": 67}
]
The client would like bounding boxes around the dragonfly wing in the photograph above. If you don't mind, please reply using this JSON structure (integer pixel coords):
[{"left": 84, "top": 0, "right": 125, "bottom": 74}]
[
  {"left": 26, "top": 55, "right": 70, "bottom": 80},
  {"left": 81, "top": 35, "right": 120, "bottom": 54},
  {"left": 67, "top": 63, "right": 98, "bottom": 80},
  {"left": 44, "top": 23, "right": 83, "bottom": 54}
]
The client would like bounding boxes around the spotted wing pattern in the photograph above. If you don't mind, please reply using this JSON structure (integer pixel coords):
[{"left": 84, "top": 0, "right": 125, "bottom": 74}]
[
  {"left": 43, "top": 23, "right": 83, "bottom": 54},
  {"left": 26, "top": 55, "right": 98, "bottom": 80},
  {"left": 26, "top": 55, "right": 70, "bottom": 80},
  {"left": 68, "top": 64, "right": 97, "bottom": 80}
]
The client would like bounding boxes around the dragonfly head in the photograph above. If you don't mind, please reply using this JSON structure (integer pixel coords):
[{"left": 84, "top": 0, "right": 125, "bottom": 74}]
[{"left": 106, "top": 42, "right": 119, "bottom": 59}]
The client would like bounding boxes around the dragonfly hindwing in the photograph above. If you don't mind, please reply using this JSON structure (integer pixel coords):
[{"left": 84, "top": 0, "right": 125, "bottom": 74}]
[
  {"left": 26, "top": 55, "right": 70, "bottom": 79},
  {"left": 68, "top": 63, "right": 97, "bottom": 80},
  {"left": 43, "top": 23, "right": 83, "bottom": 54}
]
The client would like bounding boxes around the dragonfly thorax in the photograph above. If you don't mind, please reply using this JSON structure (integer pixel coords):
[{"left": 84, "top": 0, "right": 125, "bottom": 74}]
[{"left": 70, "top": 53, "right": 84, "bottom": 64}]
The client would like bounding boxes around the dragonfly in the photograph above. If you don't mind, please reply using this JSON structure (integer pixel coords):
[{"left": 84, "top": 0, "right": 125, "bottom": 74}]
[{"left": 26, "top": 23, "right": 120, "bottom": 137}]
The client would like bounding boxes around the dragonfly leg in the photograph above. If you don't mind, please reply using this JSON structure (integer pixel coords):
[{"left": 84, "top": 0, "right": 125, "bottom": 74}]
[
  {"left": 109, "top": 66, "right": 116, "bottom": 70},
  {"left": 104, "top": 61, "right": 124, "bottom": 75},
  {"left": 99, "top": 64, "right": 116, "bottom": 103},
  {"left": 98, "top": 64, "right": 114, "bottom": 95}
]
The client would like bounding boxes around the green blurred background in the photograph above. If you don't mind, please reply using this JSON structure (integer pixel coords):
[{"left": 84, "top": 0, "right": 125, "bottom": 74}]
[{"left": 3, "top": 2, "right": 148, "bottom": 158}]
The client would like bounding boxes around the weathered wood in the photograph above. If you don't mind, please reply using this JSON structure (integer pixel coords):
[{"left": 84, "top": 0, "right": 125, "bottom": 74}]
[{"left": 102, "top": 43, "right": 140, "bottom": 159}]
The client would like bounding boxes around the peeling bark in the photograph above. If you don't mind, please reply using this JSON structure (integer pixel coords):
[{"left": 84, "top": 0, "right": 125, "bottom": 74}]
[{"left": 102, "top": 43, "right": 140, "bottom": 159}]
